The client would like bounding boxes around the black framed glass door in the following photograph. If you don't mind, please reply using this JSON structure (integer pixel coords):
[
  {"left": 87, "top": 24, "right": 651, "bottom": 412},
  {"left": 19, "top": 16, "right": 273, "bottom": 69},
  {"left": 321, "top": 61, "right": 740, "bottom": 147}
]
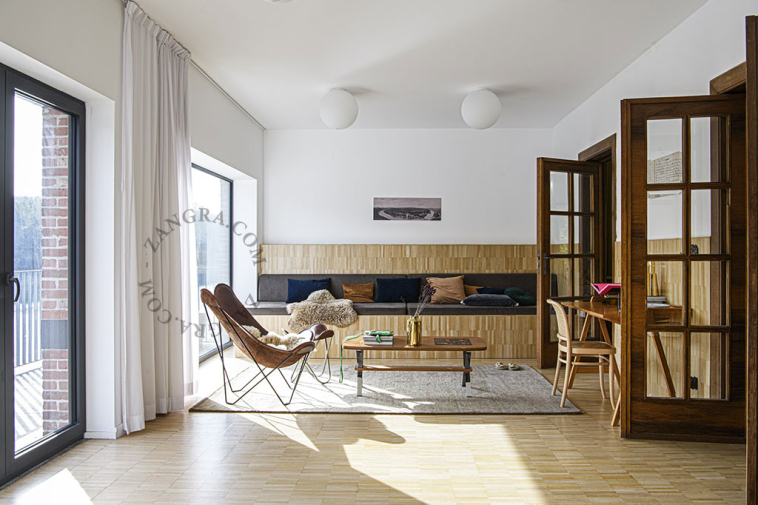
[{"left": 1, "top": 63, "right": 85, "bottom": 485}]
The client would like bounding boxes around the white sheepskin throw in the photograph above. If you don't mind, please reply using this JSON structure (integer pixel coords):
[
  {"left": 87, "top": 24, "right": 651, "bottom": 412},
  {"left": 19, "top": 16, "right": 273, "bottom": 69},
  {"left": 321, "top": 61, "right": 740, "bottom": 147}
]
[
  {"left": 286, "top": 289, "right": 357, "bottom": 333},
  {"left": 241, "top": 324, "right": 306, "bottom": 351}
]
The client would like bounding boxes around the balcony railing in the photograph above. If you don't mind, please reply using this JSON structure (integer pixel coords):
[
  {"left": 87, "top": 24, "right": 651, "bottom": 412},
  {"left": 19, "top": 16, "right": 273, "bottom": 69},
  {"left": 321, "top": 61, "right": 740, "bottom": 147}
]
[{"left": 13, "top": 270, "right": 41, "bottom": 368}]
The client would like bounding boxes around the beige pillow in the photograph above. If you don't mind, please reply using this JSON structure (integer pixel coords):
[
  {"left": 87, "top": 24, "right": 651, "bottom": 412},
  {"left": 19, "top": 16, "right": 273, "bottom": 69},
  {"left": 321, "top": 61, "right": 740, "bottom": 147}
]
[
  {"left": 464, "top": 284, "right": 482, "bottom": 297},
  {"left": 343, "top": 283, "right": 374, "bottom": 303},
  {"left": 427, "top": 276, "right": 466, "bottom": 304}
]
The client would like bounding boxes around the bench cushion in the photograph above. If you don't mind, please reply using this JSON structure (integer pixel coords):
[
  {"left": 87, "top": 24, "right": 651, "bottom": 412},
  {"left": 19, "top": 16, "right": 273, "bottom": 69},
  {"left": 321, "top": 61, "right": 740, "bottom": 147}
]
[
  {"left": 352, "top": 303, "right": 406, "bottom": 316},
  {"left": 248, "top": 302, "right": 288, "bottom": 316},
  {"left": 407, "top": 303, "right": 537, "bottom": 316}
]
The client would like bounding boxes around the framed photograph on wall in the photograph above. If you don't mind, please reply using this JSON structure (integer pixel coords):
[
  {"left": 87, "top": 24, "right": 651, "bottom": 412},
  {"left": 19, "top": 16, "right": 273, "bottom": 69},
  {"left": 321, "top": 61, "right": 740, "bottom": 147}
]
[{"left": 373, "top": 197, "right": 442, "bottom": 221}]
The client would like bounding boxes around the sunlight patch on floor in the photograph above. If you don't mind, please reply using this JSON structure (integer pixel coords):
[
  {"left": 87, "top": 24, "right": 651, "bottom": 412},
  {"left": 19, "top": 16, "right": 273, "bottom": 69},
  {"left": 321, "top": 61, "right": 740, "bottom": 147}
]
[{"left": 12, "top": 469, "right": 91, "bottom": 505}]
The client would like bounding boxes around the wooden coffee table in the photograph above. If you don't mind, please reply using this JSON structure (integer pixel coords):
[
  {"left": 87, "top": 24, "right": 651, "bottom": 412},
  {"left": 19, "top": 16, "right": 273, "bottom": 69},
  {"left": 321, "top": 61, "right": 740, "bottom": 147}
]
[{"left": 342, "top": 336, "right": 488, "bottom": 397}]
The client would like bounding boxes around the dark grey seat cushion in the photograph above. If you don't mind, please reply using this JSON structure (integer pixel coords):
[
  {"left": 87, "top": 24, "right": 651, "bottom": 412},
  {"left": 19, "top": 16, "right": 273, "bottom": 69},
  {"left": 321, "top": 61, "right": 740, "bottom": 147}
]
[
  {"left": 407, "top": 303, "right": 537, "bottom": 316},
  {"left": 352, "top": 303, "right": 406, "bottom": 316},
  {"left": 247, "top": 302, "right": 288, "bottom": 316}
]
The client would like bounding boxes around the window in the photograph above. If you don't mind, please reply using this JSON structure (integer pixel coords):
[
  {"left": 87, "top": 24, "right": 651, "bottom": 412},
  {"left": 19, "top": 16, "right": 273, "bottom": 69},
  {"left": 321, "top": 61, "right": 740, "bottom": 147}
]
[
  {"left": 192, "top": 164, "right": 233, "bottom": 361},
  {"left": 1, "top": 63, "right": 86, "bottom": 485}
]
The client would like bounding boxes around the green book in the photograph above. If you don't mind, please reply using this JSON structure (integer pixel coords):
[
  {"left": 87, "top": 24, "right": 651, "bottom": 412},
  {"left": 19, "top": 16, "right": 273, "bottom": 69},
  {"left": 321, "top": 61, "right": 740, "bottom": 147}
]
[{"left": 367, "top": 330, "right": 393, "bottom": 337}]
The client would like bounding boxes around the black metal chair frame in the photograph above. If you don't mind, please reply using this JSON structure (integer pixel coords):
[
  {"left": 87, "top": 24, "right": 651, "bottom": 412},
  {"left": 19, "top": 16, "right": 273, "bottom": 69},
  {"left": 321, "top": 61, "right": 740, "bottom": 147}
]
[
  {"left": 289, "top": 332, "right": 332, "bottom": 384},
  {"left": 204, "top": 304, "right": 312, "bottom": 407}
]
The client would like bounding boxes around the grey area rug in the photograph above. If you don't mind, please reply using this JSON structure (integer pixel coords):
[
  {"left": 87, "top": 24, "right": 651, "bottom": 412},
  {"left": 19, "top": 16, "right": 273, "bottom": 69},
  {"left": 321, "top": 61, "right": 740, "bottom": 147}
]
[{"left": 190, "top": 364, "right": 582, "bottom": 415}]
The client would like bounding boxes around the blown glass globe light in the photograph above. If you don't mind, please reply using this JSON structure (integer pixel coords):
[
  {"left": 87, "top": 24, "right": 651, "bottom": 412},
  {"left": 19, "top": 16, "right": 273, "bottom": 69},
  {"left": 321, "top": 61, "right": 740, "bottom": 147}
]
[
  {"left": 461, "top": 89, "right": 501, "bottom": 129},
  {"left": 319, "top": 88, "right": 359, "bottom": 129}
]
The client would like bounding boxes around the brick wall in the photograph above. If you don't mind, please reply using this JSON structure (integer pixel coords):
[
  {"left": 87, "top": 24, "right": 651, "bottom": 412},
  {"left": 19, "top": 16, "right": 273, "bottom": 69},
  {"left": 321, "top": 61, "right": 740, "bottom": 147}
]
[{"left": 40, "top": 107, "right": 70, "bottom": 435}]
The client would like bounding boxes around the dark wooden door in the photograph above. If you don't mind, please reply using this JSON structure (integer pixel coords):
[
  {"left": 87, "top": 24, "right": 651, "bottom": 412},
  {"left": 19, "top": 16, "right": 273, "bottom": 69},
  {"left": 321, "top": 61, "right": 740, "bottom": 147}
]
[
  {"left": 746, "top": 14, "right": 758, "bottom": 503},
  {"left": 536, "top": 158, "right": 601, "bottom": 368},
  {"left": 621, "top": 94, "right": 746, "bottom": 442}
]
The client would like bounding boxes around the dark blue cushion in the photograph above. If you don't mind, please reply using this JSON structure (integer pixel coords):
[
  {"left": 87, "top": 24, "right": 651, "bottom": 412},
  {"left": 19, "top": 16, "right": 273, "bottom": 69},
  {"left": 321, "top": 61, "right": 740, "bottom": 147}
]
[
  {"left": 504, "top": 287, "right": 536, "bottom": 306},
  {"left": 477, "top": 287, "right": 505, "bottom": 295},
  {"left": 286, "top": 278, "right": 330, "bottom": 303},
  {"left": 375, "top": 278, "right": 420, "bottom": 303},
  {"left": 462, "top": 294, "right": 518, "bottom": 307}
]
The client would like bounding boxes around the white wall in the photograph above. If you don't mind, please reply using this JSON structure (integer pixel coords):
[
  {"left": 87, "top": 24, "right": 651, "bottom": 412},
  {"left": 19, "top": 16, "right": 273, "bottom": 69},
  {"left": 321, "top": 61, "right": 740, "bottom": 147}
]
[
  {"left": 263, "top": 128, "right": 552, "bottom": 245},
  {"left": 552, "top": 0, "right": 756, "bottom": 239},
  {"left": 0, "top": 0, "right": 263, "bottom": 438},
  {"left": 188, "top": 68, "right": 265, "bottom": 239}
]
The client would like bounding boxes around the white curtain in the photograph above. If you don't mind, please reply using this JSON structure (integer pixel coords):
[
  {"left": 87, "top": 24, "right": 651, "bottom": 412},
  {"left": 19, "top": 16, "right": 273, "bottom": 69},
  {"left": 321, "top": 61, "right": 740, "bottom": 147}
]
[{"left": 117, "top": 0, "right": 198, "bottom": 434}]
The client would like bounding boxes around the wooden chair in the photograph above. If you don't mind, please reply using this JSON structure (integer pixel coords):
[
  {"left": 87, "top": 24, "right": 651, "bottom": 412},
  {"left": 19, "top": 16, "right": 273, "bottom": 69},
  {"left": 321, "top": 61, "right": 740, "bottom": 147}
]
[
  {"left": 546, "top": 299, "right": 616, "bottom": 408},
  {"left": 201, "top": 287, "right": 332, "bottom": 406}
]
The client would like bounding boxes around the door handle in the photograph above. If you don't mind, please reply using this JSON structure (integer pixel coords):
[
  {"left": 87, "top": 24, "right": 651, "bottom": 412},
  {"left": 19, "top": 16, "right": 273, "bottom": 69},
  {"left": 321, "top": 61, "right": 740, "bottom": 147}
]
[{"left": 5, "top": 273, "right": 20, "bottom": 302}]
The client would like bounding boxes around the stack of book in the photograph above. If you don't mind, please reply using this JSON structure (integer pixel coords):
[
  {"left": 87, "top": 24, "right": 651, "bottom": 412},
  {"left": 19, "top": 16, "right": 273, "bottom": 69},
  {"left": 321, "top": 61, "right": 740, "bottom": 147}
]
[
  {"left": 647, "top": 295, "right": 669, "bottom": 308},
  {"left": 363, "top": 331, "right": 394, "bottom": 346}
]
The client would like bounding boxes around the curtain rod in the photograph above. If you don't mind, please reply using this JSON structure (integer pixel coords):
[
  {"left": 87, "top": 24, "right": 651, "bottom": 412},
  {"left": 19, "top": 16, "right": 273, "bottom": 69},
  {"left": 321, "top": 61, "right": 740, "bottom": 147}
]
[{"left": 121, "top": 0, "right": 266, "bottom": 130}]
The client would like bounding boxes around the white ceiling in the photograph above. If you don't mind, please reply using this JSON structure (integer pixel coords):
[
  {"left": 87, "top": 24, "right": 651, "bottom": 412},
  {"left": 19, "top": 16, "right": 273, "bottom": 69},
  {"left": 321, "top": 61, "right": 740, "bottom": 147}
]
[{"left": 137, "top": 0, "right": 708, "bottom": 129}]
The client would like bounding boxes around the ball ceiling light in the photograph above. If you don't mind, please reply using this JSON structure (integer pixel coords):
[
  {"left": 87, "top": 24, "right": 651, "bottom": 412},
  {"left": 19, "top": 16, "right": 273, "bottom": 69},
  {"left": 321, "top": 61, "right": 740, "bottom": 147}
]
[
  {"left": 461, "top": 89, "right": 501, "bottom": 129},
  {"left": 319, "top": 88, "right": 359, "bottom": 129}
]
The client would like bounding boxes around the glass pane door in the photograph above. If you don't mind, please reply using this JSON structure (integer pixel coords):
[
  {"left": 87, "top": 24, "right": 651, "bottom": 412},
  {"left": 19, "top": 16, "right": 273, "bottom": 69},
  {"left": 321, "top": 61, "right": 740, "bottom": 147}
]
[
  {"left": 536, "top": 158, "right": 601, "bottom": 367},
  {"left": 13, "top": 94, "right": 72, "bottom": 452},
  {"left": 2, "top": 65, "right": 85, "bottom": 486},
  {"left": 622, "top": 94, "right": 746, "bottom": 441}
]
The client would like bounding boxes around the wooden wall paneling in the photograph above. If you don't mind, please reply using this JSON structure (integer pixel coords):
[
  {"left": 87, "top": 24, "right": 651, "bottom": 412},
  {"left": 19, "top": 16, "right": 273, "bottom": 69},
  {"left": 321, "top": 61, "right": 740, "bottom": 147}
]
[
  {"left": 237, "top": 314, "right": 538, "bottom": 361},
  {"left": 259, "top": 244, "right": 538, "bottom": 275}
]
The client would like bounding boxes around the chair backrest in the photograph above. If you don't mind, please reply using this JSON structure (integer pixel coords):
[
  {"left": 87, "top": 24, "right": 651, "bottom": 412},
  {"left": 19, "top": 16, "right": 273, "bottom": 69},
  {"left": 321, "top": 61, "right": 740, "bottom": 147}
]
[
  {"left": 214, "top": 283, "right": 268, "bottom": 335},
  {"left": 200, "top": 288, "right": 304, "bottom": 369},
  {"left": 546, "top": 299, "right": 571, "bottom": 345}
]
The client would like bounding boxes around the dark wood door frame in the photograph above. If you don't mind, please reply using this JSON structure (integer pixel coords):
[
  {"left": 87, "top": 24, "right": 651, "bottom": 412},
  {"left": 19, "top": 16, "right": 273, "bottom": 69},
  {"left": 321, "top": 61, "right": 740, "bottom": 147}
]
[
  {"left": 745, "top": 15, "right": 757, "bottom": 505},
  {"left": 711, "top": 62, "right": 747, "bottom": 95},
  {"left": 579, "top": 134, "right": 617, "bottom": 284},
  {"left": 710, "top": 40, "right": 754, "bottom": 505}
]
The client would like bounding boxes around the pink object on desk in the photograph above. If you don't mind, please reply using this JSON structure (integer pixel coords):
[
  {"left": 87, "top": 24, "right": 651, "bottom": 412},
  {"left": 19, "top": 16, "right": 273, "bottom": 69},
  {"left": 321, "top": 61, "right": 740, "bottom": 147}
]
[{"left": 591, "top": 283, "right": 621, "bottom": 295}]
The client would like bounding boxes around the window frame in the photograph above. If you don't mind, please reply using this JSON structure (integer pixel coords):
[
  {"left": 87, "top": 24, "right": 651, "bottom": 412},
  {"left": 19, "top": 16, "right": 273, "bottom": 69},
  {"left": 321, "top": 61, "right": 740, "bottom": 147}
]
[
  {"left": 191, "top": 163, "right": 234, "bottom": 363},
  {"left": 0, "top": 62, "right": 86, "bottom": 486}
]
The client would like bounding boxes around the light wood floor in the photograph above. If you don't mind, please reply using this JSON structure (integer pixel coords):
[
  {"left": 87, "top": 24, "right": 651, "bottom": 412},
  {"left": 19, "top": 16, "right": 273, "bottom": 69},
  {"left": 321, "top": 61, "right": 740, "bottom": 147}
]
[{"left": 0, "top": 351, "right": 746, "bottom": 504}]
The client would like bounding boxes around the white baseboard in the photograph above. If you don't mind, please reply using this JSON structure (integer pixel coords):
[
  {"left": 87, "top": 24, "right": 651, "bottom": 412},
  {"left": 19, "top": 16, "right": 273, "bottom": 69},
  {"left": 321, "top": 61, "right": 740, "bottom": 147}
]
[{"left": 84, "top": 423, "right": 126, "bottom": 440}]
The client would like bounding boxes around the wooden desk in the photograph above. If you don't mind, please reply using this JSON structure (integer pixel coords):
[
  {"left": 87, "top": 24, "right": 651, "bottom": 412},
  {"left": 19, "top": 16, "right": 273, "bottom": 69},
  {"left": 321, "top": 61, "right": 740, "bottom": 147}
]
[{"left": 559, "top": 300, "right": 677, "bottom": 427}]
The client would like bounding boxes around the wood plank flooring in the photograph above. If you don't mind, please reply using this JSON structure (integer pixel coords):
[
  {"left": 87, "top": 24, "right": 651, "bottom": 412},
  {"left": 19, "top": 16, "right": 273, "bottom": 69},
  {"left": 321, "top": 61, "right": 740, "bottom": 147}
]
[{"left": 0, "top": 351, "right": 746, "bottom": 504}]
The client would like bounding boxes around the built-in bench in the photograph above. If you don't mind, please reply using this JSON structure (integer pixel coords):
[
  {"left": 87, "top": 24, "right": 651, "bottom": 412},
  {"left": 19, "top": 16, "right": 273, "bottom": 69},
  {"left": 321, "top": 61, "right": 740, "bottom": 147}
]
[
  {"left": 253, "top": 273, "right": 538, "bottom": 316},
  {"left": 241, "top": 273, "right": 545, "bottom": 360}
]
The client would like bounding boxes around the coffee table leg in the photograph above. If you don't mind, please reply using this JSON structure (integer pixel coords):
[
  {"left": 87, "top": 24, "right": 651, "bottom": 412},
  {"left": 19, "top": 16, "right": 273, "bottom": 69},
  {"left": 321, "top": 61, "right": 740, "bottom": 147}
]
[
  {"left": 463, "top": 351, "right": 472, "bottom": 397},
  {"left": 356, "top": 350, "right": 363, "bottom": 397}
]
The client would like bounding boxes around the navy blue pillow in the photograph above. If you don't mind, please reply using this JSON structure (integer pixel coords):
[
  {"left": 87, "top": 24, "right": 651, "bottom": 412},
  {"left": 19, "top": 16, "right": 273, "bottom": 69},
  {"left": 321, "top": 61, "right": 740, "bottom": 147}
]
[
  {"left": 286, "top": 278, "right": 331, "bottom": 303},
  {"left": 375, "top": 278, "right": 420, "bottom": 303},
  {"left": 477, "top": 287, "right": 505, "bottom": 295},
  {"left": 462, "top": 294, "right": 518, "bottom": 307},
  {"left": 504, "top": 287, "right": 536, "bottom": 305}
]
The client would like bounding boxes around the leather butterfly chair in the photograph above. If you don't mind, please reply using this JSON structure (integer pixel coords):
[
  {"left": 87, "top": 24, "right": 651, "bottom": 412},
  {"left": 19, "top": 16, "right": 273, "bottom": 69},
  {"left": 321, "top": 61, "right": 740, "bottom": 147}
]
[
  {"left": 201, "top": 286, "right": 333, "bottom": 406},
  {"left": 214, "top": 283, "right": 335, "bottom": 384}
]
